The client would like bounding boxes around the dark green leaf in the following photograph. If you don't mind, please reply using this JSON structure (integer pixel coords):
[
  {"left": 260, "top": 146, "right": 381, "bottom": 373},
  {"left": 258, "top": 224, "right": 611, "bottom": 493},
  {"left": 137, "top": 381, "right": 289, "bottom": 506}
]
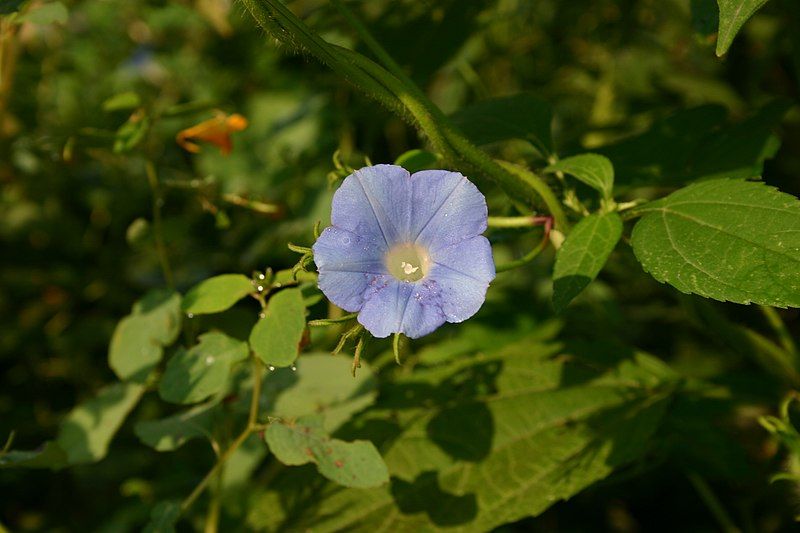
[
  {"left": 56, "top": 382, "right": 145, "bottom": 465},
  {"left": 109, "top": 290, "right": 182, "bottom": 383},
  {"left": 249, "top": 288, "right": 306, "bottom": 367},
  {"left": 159, "top": 332, "right": 248, "bottom": 404},
  {"left": 545, "top": 154, "right": 614, "bottom": 198},
  {"left": 631, "top": 179, "right": 800, "bottom": 307},
  {"left": 265, "top": 415, "right": 389, "bottom": 489},
  {"left": 596, "top": 102, "right": 789, "bottom": 186},
  {"left": 553, "top": 212, "right": 623, "bottom": 312},
  {"left": 182, "top": 274, "right": 254, "bottom": 315},
  {"left": 716, "top": 0, "right": 770, "bottom": 56},
  {"left": 449, "top": 93, "right": 553, "bottom": 155},
  {"left": 134, "top": 403, "right": 216, "bottom": 451}
]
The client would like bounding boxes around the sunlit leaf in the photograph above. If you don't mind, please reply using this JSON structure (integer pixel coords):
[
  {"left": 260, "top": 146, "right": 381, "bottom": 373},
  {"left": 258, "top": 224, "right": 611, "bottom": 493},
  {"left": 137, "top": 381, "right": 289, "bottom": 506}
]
[
  {"left": 267, "top": 353, "right": 378, "bottom": 432},
  {"left": 56, "top": 382, "right": 145, "bottom": 465},
  {"left": 102, "top": 91, "right": 142, "bottom": 112},
  {"left": 159, "top": 332, "right": 249, "bottom": 404},
  {"left": 265, "top": 415, "right": 389, "bottom": 489},
  {"left": 545, "top": 154, "right": 614, "bottom": 199},
  {"left": 182, "top": 274, "right": 254, "bottom": 315},
  {"left": 553, "top": 212, "right": 623, "bottom": 312},
  {"left": 631, "top": 179, "right": 800, "bottom": 307},
  {"left": 109, "top": 290, "right": 182, "bottom": 383},
  {"left": 249, "top": 288, "right": 306, "bottom": 368}
]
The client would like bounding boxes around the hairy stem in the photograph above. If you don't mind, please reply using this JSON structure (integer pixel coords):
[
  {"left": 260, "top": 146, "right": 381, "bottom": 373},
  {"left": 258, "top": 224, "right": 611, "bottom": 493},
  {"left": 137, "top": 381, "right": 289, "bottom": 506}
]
[{"left": 240, "top": 0, "right": 568, "bottom": 229}]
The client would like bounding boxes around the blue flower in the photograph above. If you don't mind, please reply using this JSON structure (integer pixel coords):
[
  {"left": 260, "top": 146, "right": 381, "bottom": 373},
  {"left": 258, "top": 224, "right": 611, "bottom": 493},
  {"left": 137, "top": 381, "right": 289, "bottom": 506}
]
[{"left": 313, "top": 164, "right": 495, "bottom": 339}]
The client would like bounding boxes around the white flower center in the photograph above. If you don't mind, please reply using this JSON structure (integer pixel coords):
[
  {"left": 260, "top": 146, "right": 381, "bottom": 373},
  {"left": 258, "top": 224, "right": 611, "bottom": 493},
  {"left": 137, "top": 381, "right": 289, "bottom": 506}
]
[{"left": 385, "top": 243, "right": 430, "bottom": 282}]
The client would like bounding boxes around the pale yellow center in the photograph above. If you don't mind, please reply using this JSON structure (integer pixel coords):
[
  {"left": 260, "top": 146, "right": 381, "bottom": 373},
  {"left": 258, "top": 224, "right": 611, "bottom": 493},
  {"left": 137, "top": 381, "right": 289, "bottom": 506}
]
[{"left": 385, "top": 243, "right": 430, "bottom": 282}]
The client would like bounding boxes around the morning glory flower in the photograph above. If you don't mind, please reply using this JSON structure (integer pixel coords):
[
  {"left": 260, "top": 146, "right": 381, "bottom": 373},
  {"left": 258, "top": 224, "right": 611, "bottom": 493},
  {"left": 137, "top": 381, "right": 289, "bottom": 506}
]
[{"left": 312, "top": 164, "right": 495, "bottom": 339}]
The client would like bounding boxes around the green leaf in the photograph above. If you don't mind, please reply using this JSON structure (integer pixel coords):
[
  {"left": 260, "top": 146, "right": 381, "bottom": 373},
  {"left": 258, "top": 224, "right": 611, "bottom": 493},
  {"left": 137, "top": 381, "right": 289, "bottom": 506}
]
[
  {"left": 109, "top": 289, "right": 182, "bottom": 383},
  {"left": 631, "top": 179, "right": 800, "bottom": 307},
  {"left": 159, "top": 332, "right": 248, "bottom": 404},
  {"left": 142, "top": 501, "right": 181, "bottom": 533},
  {"left": 0, "top": 441, "right": 67, "bottom": 470},
  {"left": 394, "top": 149, "right": 439, "bottom": 173},
  {"left": 250, "top": 335, "right": 677, "bottom": 532},
  {"left": 268, "top": 353, "right": 378, "bottom": 432},
  {"left": 553, "top": 212, "right": 623, "bottom": 312},
  {"left": 249, "top": 288, "right": 306, "bottom": 367},
  {"left": 56, "top": 382, "right": 145, "bottom": 465},
  {"left": 134, "top": 403, "right": 216, "bottom": 451},
  {"left": 545, "top": 154, "right": 614, "bottom": 199},
  {"left": 113, "top": 114, "right": 150, "bottom": 153},
  {"left": 102, "top": 91, "right": 141, "bottom": 112},
  {"left": 265, "top": 416, "right": 389, "bottom": 489},
  {"left": 16, "top": 1, "right": 67, "bottom": 24},
  {"left": 716, "top": 0, "right": 770, "bottom": 56},
  {"left": 182, "top": 274, "right": 254, "bottom": 315},
  {"left": 449, "top": 93, "right": 553, "bottom": 156}
]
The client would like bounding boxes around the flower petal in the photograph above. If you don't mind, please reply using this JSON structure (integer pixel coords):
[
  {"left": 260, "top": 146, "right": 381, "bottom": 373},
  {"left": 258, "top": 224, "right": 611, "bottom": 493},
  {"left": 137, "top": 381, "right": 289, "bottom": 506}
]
[
  {"left": 357, "top": 280, "right": 446, "bottom": 339},
  {"left": 313, "top": 226, "right": 388, "bottom": 313},
  {"left": 331, "top": 165, "right": 412, "bottom": 245},
  {"left": 426, "top": 236, "right": 495, "bottom": 322},
  {"left": 410, "top": 170, "right": 488, "bottom": 251}
]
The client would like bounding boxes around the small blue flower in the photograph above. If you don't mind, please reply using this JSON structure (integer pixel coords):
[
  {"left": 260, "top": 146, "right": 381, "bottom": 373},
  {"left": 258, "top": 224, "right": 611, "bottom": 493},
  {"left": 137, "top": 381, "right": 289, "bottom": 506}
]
[{"left": 313, "top": 164, "right": 495, "bottom": 339}]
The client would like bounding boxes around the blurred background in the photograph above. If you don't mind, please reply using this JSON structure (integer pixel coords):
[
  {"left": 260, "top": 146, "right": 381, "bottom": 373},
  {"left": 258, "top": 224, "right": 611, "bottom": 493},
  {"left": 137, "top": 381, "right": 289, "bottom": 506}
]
[{"left": 2, "top": 0, "right": 800, "bottom": 530}]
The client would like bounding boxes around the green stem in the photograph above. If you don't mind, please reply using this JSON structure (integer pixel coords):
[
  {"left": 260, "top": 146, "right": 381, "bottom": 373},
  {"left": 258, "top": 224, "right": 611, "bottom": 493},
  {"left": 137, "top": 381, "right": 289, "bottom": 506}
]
[
  {"left": 495, "top": 232, "right": 550, "bottom": 273},
  {"left": 488, "top": 215, "right": 545, "bottom": 228},
  {"left": 686, "top": 471, "right": 741, "bottom": 533},
  {"left": 144, "top": 161, "right": 174, "bottom": 288},
  {"left": 181, "top": 356, "right": 264, "bottom": 513},
  {"left": 494, "top": 160, "right": 568, "bottom": 230}
]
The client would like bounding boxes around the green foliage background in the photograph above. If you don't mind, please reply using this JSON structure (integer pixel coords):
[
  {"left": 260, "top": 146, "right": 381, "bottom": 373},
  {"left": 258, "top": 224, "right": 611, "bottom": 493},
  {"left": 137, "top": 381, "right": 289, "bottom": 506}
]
[{"left": 2, "top": 0, "right": 800, "bottom": 531}]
